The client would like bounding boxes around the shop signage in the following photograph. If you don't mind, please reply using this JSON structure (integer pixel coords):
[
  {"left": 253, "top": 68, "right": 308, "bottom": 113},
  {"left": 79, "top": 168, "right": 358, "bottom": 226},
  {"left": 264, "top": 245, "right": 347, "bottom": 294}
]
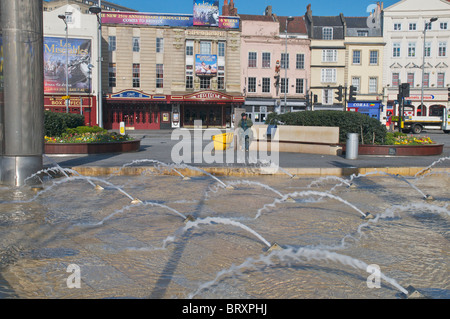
[{"left": 111, "top": 90, "right": 151, "bottom": 99}]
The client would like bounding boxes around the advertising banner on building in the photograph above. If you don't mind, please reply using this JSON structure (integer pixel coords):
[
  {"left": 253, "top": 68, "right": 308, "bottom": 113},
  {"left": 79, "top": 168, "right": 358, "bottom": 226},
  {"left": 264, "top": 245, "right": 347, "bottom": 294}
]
[
  {"left": 44, "top": 37, "right": 92, "bottom": 94},
  {"left": 219, "top": 16, "right": 240, "bottom": 29},
  {"left": 195, "top": 54, "right": 217, "bottom": 76},
  {"left": 193, "top": 0, "right": 219, "bottom": 26},
  {"left": 101, "top": 11, "right": 238, "bottom": 29},
  {"left": 101, "top": 12, "right": 193, "bottom": 27}
]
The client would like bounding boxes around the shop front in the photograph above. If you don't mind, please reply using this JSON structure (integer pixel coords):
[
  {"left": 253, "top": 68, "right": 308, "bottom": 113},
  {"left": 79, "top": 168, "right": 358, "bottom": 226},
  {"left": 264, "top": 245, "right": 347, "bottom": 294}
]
[
  {"left": 171, "top": 90, "right": 245, "bottom": 128},
  {"left": 347, "top": 101, "right": 382, "bottom": 120},
  {"left": 103, "top": 90, "right": 171, "bottom": 130},
  {"left": 44, "top": 95, "right": 97, "bottom": 126},
  {"left": 103, "top": 90, "right": 244, "bottom": 130}
]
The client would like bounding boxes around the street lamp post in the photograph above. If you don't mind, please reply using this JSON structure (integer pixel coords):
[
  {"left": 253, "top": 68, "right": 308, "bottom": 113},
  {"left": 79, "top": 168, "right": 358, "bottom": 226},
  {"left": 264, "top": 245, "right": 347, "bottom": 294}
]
[
  {"left": 89, "top": 2, "right": 103, "bottom": 128},
  {"left": 58, "top": 13, "right": 69, "bottom": 113},
  {"left": 421, "top": 17, "right": 438, "bottom": 110},
  {"left": 283, "top": 16, "right": 294, "bottom": 114}
]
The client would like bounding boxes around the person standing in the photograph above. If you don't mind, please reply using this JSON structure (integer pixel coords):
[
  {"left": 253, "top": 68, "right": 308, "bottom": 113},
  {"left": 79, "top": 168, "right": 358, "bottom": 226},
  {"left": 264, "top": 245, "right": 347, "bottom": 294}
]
[
  {"left": 237, "top": 113, "right": 253, "bottom": 151},
  {"left": 386, "top": 111, "right": 394, "bottom": 132}
]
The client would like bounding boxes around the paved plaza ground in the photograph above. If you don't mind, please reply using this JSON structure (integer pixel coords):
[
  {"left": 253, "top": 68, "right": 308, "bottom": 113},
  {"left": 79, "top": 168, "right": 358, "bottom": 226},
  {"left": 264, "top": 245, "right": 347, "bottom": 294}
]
[
  {"left": 44, "top": 129, "right": 450, "bottom": 174},
  {"left": 1, "top": 129, "right": 449, "bottom": 305}
]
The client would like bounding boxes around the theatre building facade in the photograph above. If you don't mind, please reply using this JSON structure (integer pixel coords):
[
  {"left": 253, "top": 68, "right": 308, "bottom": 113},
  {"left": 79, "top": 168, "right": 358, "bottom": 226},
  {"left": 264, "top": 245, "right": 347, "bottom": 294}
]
[{"left": 101, "top": 11, "right": 244, "bottom": 130}]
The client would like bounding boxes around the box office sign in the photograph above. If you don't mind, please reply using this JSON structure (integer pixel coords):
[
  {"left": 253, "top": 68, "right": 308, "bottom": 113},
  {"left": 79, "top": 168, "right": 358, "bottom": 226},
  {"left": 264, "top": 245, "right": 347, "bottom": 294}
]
[
  {"left": 44, "top": 37, "right": 92, "bottom": 94},
  {"left": 195, "top": 54, "right": 217, "bottom": 76}
]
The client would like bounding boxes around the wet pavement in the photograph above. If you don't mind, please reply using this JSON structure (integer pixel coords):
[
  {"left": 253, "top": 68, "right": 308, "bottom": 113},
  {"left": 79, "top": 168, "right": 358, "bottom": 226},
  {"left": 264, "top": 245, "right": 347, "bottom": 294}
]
[{"left": 0, "top": 129, "right": 449, "bottom": 303}]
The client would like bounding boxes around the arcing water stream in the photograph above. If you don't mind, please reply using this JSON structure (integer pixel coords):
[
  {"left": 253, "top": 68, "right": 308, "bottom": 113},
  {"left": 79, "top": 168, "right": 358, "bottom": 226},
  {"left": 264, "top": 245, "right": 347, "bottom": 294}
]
[{"left": 0, "top": 158, "right": 449, "bottom": 299}]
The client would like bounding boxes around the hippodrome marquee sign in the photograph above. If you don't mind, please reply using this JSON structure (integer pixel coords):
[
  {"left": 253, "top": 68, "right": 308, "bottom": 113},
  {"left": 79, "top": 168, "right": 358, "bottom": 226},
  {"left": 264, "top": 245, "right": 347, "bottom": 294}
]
[{"left": 107, "top": 90, "right": 245, "bottom": 103}]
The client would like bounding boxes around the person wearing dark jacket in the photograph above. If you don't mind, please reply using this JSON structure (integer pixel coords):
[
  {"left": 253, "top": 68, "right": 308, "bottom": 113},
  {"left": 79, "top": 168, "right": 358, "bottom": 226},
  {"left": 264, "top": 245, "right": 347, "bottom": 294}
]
[{"left": 237, "top": 113, "right": 253, "bottom": 151}]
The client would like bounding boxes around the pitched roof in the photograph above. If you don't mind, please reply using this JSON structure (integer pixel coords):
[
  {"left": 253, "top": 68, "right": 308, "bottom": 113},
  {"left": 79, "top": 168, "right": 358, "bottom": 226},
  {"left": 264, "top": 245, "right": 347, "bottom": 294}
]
[
  {"left": 239, "top": 14, "right": 276, "bottom": 22},
  {"left": 312, "top": 16, "right": 343, "bottom": 27},
  {"left": 345, "top": 17, "right": 369, "bottom": 28},
  {"left": 278, "top": 16, "right": 308, "bottom": 34}
]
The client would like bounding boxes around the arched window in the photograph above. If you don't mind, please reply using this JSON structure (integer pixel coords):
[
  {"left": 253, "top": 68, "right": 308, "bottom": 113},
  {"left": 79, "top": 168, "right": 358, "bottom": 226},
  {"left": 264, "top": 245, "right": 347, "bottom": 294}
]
[
  {"left": 417, "top": 104, "right": 427, "bottom": 116},
  {"left": 429, "top": 105, "right": 444, "bottom": 117}
]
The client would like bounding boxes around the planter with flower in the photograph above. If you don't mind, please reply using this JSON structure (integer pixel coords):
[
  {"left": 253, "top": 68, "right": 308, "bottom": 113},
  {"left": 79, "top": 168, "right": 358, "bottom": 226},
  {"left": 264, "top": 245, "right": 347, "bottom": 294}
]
[
  {"left": 265, "top": 111, "right": 443, "bottom": 157},
  {"left": 44, "top": 112, "right": 140, "bottom": 154},
  {"left": 356, "top": 132, "right": 443, "bottom": 156}
]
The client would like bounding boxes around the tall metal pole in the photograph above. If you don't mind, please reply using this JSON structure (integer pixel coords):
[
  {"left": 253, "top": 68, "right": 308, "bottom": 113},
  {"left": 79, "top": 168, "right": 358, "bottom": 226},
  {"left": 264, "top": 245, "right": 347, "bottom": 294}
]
[
  {"left": 65, "top": 20, "right": 69, "bottom": 113},
  {"left": 98, "top": 0, "right": 102, "bottom": 127},
  {"left": 421, "top": 23, "right": 427, "bottom": 110},
  {"left": 0, "top": 0, "right": 44, "bottom": 187},
  {"left": 284, "top": 19, "right": 287, "bottom": 114},
  {"left": 283, "top": 17, "right": 293, "bottom": 114}
]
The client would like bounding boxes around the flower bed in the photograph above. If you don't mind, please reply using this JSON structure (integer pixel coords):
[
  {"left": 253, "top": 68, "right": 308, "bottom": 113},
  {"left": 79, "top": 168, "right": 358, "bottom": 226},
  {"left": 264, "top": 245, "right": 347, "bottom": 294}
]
[
  {"left": 44, "top": 131, "right": 140, "bottom": 154},
  {"left": 384, "top": 132, "right": 435, "bottom": 146},
  {"left": 45, "top": 132, "right": 133, "bottom": 144},
  {"left": 341, "top": 132, "right": 443, "bottom": 156}
]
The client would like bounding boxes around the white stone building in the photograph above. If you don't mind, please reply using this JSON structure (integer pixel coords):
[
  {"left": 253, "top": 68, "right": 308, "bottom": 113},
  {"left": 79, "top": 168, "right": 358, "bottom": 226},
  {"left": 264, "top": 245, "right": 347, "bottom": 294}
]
[
  {"left": 43, "top": 4, "right": 100, "bottom": 126},
  {"left": 383, "top": 0, "right": 450, "bottom": 120}
]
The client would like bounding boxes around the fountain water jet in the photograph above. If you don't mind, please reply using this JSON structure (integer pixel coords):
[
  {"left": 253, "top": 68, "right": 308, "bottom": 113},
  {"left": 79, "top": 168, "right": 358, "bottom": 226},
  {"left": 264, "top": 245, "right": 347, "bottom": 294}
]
[
  {"left": 254, "top": 190, "right": 370, "bottom": 219},
  {"left": 1, "top": 160, "right": 448, "bottom": 299},
  {"left": 222, "top": 180, "right": 284, "bottom": 198},
  {"left": 78, "top": 199, "right": 188, "bottom": 228},
  {"left": 187, "top": 246, "right": 409, "bottom": 299},
  {"left": 414, "top": 156, "right": 450, "bottom": 178},
  {"left": 116, "top": 159, "right": 188, "bottom": 180},
  {"left": 177, "top": 163, "right": 232, "bottom": 189},
  {"left": 164, "top": 216, "right": 272, "bottom": 249}
]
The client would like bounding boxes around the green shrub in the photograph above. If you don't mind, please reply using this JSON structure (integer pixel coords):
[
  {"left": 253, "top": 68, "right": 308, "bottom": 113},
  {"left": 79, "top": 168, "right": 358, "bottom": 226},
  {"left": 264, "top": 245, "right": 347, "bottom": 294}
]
[
  {"left": 65, "top": 125, "right": 107, "bottom": 135},
  {"left": 44, "top": 111, "right": 85, "bottom": 137},
  {"left": 266, "top": 110, "right": 387, "bottom": 144}
]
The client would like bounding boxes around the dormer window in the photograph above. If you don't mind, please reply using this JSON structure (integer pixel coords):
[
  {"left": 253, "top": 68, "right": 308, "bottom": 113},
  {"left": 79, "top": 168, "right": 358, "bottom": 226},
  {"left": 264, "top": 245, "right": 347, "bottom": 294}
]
[
  {"left": 357, "top": 30, "right": 368, "bottom": 37},
  {"left": 322, "top": 27, "right": 333, "bottom": 40}
]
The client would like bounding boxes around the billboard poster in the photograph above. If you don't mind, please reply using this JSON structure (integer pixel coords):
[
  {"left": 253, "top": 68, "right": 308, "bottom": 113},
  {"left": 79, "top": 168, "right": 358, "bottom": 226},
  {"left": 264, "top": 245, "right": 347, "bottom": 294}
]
[
  {"left": 43, "top": 37, "right": 92, "bottom": 94},
  {"left": 193, "top": 0, "right": 219, "bottom": 27},
  {"left": 195, "top": 54, "right": 217, "bottom": 76},
  {"left": 101, "top": 12, "right": 193, "bottom": 27},
  {"left": 219, "top": 17, "right": 240, "bottom": 29}
]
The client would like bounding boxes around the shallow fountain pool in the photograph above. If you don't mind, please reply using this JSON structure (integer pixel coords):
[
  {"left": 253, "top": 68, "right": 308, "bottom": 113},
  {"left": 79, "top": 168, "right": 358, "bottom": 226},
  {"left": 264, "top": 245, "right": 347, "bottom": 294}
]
[{"left": 0, "top": 169, "right": 449, "bottom": 299}]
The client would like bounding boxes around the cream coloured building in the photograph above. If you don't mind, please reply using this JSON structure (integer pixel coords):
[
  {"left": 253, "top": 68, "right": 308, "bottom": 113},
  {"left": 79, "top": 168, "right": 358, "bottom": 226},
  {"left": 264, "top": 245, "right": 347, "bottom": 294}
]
[
  {"left": 101, "top": 11, "right": 243, "bottom": 130},
  {"left": 345, "top": 14, "right": 385, "bottom": 120},
  {"left": 305, "top": 5, "right": 347, "bottom": 110}
]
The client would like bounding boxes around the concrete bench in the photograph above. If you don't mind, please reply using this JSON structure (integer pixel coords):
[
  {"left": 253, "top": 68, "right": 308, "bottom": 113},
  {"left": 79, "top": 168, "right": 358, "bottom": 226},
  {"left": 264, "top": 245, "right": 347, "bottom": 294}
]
[{"left": 250, "top": 125, "right": 342, "bottom": 155}]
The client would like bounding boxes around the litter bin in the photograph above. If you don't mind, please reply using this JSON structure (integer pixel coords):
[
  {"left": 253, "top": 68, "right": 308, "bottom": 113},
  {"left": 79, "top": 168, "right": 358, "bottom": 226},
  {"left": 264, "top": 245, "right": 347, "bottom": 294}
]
[
  {"left": 346, "top": 133, "right": 359, "bottom": 160},
  {"left": 212, "top": 132, "right": 234, "bottom": 150}
]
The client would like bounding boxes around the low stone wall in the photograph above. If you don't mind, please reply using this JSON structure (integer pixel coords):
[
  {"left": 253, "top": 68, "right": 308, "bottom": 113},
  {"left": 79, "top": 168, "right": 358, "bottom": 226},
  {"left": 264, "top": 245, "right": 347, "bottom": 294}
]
[
  {"left": 341, "top": 143, "right": 444, "bottom": 156},
  {"left": 250, "top": 125, "right": 342, "bottom": 155},
  {"left": 45, "top": 139, "right": 141, "bottom": 154}
]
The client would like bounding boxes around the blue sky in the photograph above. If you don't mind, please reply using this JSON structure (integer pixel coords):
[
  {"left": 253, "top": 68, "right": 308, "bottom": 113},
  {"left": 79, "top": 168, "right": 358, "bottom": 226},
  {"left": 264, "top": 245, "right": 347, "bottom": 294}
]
[{"left": 107, "top": 0, "right": 399, "bottom": 17}]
